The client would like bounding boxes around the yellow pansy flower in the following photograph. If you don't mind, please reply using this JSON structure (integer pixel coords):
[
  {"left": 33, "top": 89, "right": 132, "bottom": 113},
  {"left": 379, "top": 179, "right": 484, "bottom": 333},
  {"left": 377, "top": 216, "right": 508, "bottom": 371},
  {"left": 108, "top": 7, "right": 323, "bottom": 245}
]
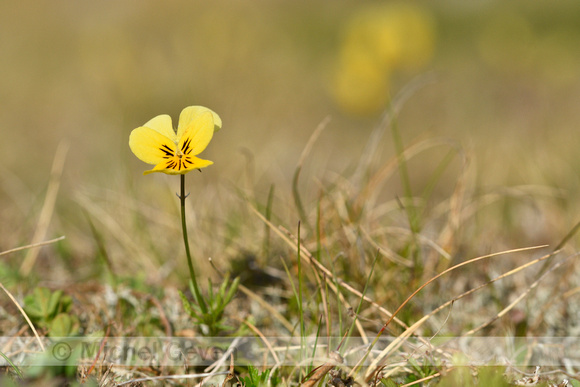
[{"left": 129, "top": 106, "right": 222, "bottom": 175}]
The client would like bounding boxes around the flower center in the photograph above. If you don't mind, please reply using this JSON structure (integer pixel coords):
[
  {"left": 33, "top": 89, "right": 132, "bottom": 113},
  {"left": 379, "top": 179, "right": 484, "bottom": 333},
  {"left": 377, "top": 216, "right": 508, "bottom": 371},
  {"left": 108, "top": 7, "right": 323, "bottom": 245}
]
[
  {"left": 167, "top": 154, "right": 192, "bottom": 171},
  {"left": 159, "top": 142, "right": 193, "bottom": 172}
]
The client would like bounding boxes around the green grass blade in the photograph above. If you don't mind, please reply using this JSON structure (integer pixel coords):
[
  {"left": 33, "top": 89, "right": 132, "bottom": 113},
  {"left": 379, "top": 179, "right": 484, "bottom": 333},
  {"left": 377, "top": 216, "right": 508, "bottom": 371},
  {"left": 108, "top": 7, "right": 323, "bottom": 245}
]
[
  {"left": 297, "top": 222, "right": 306, "bottom": 366},
  {"left": 0, "top": 350, "right": 23, "bottom": 379},
  {"left": 82, "top": 210, "right": 117, "bottom": 287},
  {"left": 344, "top": 248, "right": 380, "bottom": 353},
  {"left": 293, "top": 166, "right": 312, "bottom": 234},
  {"left": 309, "top": 314, "right": 323, "bottom": 375},
  {"left": 420, "top": 149, "right": 457, "bottom": 211},
  {"left": 280, "top": 258, "right": 300, "bottom": 336},
  {"left": 262, "top": 184, "right": 275, "bottom": 259},
  {"left": 390, "top": 111, "right": 422, "bottom": 272}
]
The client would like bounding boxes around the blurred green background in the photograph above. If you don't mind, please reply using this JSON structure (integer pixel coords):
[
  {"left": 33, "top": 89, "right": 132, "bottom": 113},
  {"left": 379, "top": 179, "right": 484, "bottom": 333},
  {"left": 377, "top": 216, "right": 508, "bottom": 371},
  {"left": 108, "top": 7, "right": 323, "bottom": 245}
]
[{"left": 2, "top": 0, "right": 580, "bottom": 283}]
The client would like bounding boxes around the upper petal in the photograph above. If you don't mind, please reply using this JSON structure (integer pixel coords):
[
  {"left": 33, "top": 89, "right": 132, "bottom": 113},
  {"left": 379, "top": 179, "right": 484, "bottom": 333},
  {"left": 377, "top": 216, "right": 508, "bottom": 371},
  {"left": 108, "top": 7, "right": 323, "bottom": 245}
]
[
  {"left": 129, "top": 126, "right": 176, "bottom": 165},
  {"left": 143, "top": 114, "right": 177, "bottom": 143},
  {"left": 177, "top": 111, "right": 214, "bottom": 156},
  {"left": 177, "top": 106, "right": 222, "bottom": 139}
]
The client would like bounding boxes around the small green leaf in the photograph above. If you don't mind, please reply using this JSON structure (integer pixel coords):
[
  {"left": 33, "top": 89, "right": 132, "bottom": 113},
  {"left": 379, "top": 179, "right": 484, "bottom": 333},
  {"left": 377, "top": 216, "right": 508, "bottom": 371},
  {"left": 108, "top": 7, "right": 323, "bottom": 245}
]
[
  {"left": 48, "top": 313, "right": 79, "bottom": 337},
  {"left": 24, "top": 288, "right": 62, "bottom": 322},
  {"left": 47, "top": 290, "right": 64, "bottom": 319},
  {"left": 381, "top": 378, "right": 398, "bottom": 387},
  {"left": 56, "top": 294, "right": 73, "bottom": 314}
]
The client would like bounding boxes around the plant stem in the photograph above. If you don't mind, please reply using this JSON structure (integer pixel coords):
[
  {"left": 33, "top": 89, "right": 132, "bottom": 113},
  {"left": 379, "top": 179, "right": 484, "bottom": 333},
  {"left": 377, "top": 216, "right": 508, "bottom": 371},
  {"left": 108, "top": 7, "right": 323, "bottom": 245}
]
[{"left": 180, "top": 174, "right": 207, "bottom": 314}]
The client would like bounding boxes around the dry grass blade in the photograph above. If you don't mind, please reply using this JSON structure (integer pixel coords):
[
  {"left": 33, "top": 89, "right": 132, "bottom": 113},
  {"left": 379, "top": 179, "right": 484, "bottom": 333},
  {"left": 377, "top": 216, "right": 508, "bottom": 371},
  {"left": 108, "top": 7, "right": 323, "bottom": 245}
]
[
  {"left": 238, "top": 283, "right": 294, "bottom": 333},
  {"left": 219, "top": 354, "right": 236, "bottom": 387},
  {"left": 237, "top": 317, "right": 281, "bottom": 364},
  {"left": 563, "top": 286, "right": 580, "bottom": 298},
  {"left": 204, "top": 337, "right": 243, "bottom": 374},
  {"left": 535, "top": 218, "right": 580, "bottom": 279},
  {"left": 301, "top": 351, "right": 344, "bottom": 387},
  {"left": 401, "top": 372, "right": 442, "bottom": 387},
  {"left": 20, "top": 140, "right": 69, "bottom": 276},
  {"left": 0, "top": 236, "right": 65, "bottom": 257},
  {"left": 0, "top": 282, "right": 45, "bottom": 351},
  {"left": 297, "top": 116, "right": 331, "bottom": 169}
]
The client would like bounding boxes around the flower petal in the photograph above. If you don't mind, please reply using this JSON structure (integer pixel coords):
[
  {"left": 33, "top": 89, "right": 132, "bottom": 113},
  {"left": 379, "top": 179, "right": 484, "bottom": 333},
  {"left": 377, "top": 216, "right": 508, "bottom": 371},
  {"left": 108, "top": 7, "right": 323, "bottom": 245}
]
[
  {"left": 185, "top": 156, "right": 214, "bottom": 169},
  {"left": 143, "top": 114, "right": 177, "bottom": 143},
  {"left": 177, "top": 106, "right": 222, "bottom": 139},
  {"left": 177, "top": 111, "right": 214, "bottom": 156},
  {"left": 144, "top": 156, "right": 214, "bottom": 175},
  {"left": 129, "top": 127, "right": 176, "bottom": 165}
]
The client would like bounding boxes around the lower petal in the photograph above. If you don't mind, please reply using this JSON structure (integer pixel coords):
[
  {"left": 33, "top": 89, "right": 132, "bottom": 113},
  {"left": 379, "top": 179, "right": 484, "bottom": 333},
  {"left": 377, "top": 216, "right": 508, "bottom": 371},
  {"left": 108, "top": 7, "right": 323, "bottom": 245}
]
[
  {"left": 185, "top": 156, "right": 214, "bottom": 170},
  {"left": 144, "top": 156, "right": 213, "bottom": 175}
]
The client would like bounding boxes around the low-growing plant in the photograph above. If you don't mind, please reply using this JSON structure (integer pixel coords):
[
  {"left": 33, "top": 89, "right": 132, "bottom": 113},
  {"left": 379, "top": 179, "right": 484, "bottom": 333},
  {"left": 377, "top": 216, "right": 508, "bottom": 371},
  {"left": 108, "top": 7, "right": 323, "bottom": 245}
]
[
  {"left": 238, "top": 365, "right": 281, "bottom": 387},
  {"left": 23, "top": 287, "right": 79, "bottom": 337},
  {"left": 180, "top": 273, "right": 240, "bottom": 336}
]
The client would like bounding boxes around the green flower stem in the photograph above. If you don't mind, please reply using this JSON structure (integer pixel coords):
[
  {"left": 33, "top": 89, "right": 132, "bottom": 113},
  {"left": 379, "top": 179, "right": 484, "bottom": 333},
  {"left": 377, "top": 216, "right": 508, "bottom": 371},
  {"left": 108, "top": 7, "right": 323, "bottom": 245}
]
[{"left": 180, "top": 174, "right": 208, "bottom": 314}]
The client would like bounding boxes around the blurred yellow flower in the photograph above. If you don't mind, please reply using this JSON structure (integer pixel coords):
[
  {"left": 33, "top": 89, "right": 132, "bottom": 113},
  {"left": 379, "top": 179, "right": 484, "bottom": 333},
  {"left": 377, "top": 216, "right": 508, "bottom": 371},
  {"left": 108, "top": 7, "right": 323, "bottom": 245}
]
[
  {"left": 334, "top": 51, "right": 391, "bottom": 115},
  {"left": 129, "top": 106, "right": 222, "bottom": 175},
  {"left": 332, "top": 3, "right": 436, "bottom": 115}
]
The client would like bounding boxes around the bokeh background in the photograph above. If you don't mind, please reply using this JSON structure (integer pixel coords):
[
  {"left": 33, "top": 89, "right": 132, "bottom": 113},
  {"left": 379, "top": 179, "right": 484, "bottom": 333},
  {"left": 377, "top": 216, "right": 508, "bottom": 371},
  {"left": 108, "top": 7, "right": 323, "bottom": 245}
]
[{"left": 2, "top": 0, "right": 580, "bottom": 285}]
